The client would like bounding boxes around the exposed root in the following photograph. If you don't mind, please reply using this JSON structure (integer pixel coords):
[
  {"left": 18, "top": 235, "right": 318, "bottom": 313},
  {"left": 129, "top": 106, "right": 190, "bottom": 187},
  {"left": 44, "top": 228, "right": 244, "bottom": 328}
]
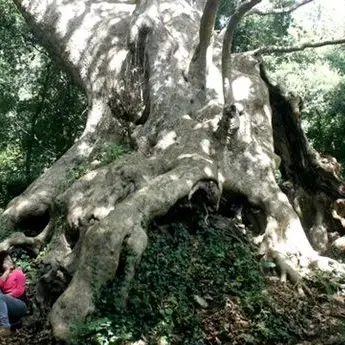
[
  {"left": 118, "top": 225, "right": 148, "bottom": 304},
  {"left": 332, "top": 198, "right": 345, "bottom": 228},
  {"left": 0, "top": 222, "right": 53, "bottom": 254},
  {"left": 2, "top": 99, "right": 113, "bottom": 227},
  {"left": 65, "top": 152, "right": 165, "bottom": 229},
  {"left": 49, "top": 162, "right": 217, "bottom": 340},
  {"left": 260, "top": 226, "right": 345, "bottom": 290},
  {"left": 332, "top": 235, "right": 345, "bottom": 252},
  {"left": 31, "top": 153, "right": 169, "bottom": 308}
]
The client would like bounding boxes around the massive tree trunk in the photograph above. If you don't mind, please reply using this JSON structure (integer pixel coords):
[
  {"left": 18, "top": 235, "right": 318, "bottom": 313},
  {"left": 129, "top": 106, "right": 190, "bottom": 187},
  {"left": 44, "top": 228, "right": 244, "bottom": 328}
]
[{"left": 2, "top": 0, "right": 345, "bottom": 341}]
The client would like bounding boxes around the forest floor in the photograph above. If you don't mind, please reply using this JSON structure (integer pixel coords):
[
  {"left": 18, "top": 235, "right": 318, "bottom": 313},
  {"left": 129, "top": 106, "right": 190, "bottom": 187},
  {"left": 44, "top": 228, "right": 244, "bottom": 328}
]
[
  {"left": 2, "top": 284, "right": 345, "bottom": 345},
  {"left": 1, "top": 205, "right": 345, "bottom": 345}
]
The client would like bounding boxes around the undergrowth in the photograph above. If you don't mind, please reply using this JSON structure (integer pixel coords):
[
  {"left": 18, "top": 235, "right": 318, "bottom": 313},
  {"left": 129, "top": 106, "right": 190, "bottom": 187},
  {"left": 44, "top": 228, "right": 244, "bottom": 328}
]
[
  {"left": 68, "top": 214, "right": 343, "bottom": 345},
  {"left": 97, "top": 141, "right": 131, "bottom": 166}
]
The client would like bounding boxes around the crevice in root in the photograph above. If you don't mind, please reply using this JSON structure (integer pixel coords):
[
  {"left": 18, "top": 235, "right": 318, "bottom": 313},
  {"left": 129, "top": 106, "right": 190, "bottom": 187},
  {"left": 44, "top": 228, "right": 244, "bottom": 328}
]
[
  {"left": 154, "top": 179, "right": 222, "bottom": 227},
  {"left": 64, "top": 223, "right": 80, "bottom": 250},
  {"left": 189, "top": 179, "right": 221, "bottom": 210},
  {"left": 36, "top": 266, "right": 71, "bottom": 308},
  {"left": 217, "top": 191, "right": 267, "bottom": 233},
  {"left": 35, "top": 213, "right": 75, "bottom": 308},
  {"left": 0, "top": 220, "right": 54, "bottom": 255},
  {"left": 0, "top": 209, "right": 51, "bottom": 254},
  {"left": 15, "top": 210, "right": 50, "bottom": 237}
]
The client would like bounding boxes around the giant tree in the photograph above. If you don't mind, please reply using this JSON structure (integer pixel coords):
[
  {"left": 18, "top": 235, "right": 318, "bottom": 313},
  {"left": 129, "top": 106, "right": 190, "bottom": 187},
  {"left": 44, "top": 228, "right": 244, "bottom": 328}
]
[{"left": 1, "top": 0, "right": 345, "bottom": 341}]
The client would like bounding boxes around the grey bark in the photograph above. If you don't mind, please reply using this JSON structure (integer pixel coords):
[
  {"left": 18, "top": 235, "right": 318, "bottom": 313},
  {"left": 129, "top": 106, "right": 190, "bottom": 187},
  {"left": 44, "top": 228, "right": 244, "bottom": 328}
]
[{"left": 1, "top": 0, "right": 345, "bottom": 341}]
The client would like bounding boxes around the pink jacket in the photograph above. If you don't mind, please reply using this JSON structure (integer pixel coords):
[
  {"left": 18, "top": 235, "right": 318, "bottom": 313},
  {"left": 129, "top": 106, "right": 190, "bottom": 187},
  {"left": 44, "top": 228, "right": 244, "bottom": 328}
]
[{"left": 0, "top": 269, "right": 26, "bottom": 298}]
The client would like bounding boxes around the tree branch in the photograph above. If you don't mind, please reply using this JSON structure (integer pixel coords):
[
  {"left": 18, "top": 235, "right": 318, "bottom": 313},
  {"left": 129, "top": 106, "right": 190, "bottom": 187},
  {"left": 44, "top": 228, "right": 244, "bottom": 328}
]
[
  {"left": 254, "top": 38, "right": 345, "bottom": 55},
  {"left": 222, "top": 0, "right": 261, "bottom": 105},
  {"left": 246, "top": 0, "right": 313, "bottom": 16},
  {"left": 199, "top": 0, "right": 220, "bottom": 55},
  {"left": 193, "top": 0, "right": 220, "bottom": 80}
]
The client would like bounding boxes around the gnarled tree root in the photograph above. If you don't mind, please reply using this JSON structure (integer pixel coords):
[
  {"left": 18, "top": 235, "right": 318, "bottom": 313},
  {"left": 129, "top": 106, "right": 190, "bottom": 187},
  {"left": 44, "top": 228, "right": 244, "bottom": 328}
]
[
  {"left": 48, "top": 161, "right": 217, "bottom": 340},
  {"left": 0, "top": 222, "right": 53, "bottom": 254},
  {"left": 1, "top": 99, "right": 114, "bottom": 229}
]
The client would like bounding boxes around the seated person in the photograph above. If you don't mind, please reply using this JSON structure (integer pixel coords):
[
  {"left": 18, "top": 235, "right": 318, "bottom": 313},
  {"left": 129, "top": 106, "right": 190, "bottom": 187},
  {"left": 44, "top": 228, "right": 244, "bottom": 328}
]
[{"left": 0, "top": 253, "right": 27, "bottom": 336}]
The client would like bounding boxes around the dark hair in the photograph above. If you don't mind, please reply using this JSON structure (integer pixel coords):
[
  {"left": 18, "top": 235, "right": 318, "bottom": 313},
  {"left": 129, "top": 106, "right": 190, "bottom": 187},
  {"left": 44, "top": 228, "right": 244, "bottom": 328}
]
[{"left": 0, "top": 251, "right": 9, "bottom": 269}]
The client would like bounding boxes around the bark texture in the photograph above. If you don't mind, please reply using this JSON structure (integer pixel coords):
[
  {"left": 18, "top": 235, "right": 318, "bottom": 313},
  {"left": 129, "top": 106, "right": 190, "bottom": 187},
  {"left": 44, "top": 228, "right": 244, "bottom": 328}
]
[{"left": 2, "top": 0, "right": 345, "bottom": 341}]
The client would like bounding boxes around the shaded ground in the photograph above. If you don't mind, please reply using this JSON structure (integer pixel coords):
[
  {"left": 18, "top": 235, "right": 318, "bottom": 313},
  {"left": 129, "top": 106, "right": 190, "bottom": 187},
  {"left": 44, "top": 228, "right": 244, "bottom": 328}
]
[
  {"left": 0, "top": 322, "right": 55, "bottom": 345},
  {"left": 2, "top": 283, "right": 345, "bottom": 345},
  {"left": 2, "top": 205, "right": 345, "bottom": 345},
  {"left": 200, "top": 279, "right": 345, "bottom": 345}
]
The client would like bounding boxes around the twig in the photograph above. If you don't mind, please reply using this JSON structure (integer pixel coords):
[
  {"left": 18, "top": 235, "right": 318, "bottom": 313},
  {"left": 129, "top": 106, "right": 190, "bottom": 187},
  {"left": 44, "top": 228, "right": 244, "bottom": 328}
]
[
  {"left": 246, "top": 0, "right": 313, "bottom": 16},
  {"left": 254, "top": 38, "right": 345, "bottom": 55}
]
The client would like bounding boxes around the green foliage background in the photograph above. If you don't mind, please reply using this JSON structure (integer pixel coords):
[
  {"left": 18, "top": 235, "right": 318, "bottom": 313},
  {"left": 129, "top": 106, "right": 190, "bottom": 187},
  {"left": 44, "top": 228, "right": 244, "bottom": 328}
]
[
  {"left": 0, "top": 0, "right": 86, "bottom": 206},
  {"left": 268, "top": 49, "right": 345, "bottom": 166},
  {"left": 217, "top": 0, "right": 294, "bottom": 51}
]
